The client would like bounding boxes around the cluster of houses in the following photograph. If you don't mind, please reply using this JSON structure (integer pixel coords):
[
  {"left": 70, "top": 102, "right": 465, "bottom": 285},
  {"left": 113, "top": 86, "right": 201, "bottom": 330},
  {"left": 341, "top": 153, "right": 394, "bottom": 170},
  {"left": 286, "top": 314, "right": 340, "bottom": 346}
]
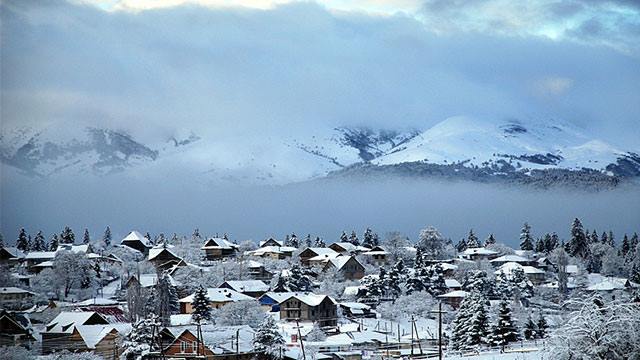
[{"left": 1, "top": 230, "right": 639, "bottom": 359}]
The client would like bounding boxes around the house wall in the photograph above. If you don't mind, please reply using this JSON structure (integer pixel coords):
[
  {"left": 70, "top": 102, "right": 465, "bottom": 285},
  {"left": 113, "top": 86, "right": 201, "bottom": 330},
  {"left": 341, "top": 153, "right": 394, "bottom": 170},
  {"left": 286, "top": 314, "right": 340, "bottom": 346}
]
[{"left": 280, "top": 298, "right": 337, "bottom": 327}]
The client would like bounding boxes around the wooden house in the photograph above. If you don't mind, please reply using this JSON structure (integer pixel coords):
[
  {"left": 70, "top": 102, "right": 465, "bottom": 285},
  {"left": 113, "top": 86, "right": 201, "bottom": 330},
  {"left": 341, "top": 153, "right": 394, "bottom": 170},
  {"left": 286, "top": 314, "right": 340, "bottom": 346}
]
[
  {"left": 299, "top": 248, "right": 339, "bottom": 266},
  {"left": 219, "top": 280, "right": 270, "bottom": 298},
  {"left": 120, "top": 231, "right": 152, "bottom": 255},
  {"left": 279, "top": 294, "right": 338, "bottom": 327},
  {"left": 201, "top": 238, "right": 239, "bottom": 261},
  {"left": 322, "top": 256, "right": 365, "bottom": 280},
  {"left": 178, "top": 288, "right": 254, "bottom": 314},
  {"left": 0, "top": 310, "right": 35, "bottom": 347}
]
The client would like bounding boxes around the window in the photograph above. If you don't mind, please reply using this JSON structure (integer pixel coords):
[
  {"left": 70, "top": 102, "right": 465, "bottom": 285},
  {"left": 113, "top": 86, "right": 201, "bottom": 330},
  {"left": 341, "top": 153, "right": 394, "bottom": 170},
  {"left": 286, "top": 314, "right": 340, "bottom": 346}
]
[
  {"left": 192, "top": 341, "right": 198, "bottom": 353},
  {"left": 180, "top": 341, "right": 188, "bottom": 353}
]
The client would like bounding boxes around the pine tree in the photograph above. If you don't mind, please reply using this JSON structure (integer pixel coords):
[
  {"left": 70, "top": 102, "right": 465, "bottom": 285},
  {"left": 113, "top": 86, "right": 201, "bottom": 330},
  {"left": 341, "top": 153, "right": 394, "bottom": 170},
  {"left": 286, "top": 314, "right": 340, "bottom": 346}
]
[
  {"left": 362, "top": 228, "right": 376, "bottom": 248},
  {"left": 463, "top": 270, "right": 494, "bottom": 298},
  {"left": 32, "top": 231, "right": 46, "bottom": 251},
  {"left": 535, "top": 237, "right": 545, "bottom": 253},
  {"left": 156, "top": 273, "right": 179, "bottom": 326},
  {"left": 621, "top": 234, "right": 630, "bottom": 257},
  {"left": 103, "top": 226, "right": 112, "bottom": 247},
  {"left": 340, "top": 231, "right": 348, "bottom": 243},
  {"left": 629, "top": 263, "right": 640, "bottom": 284},
  {"left": 16, "top": 228, "right": 29, "bottom": 252},
  {"left": 536, "top": 311, "right": 548, "bottom": 338},
  {"left": 484, "top": 233, "right": 496, "bottom": 247},
  {"left": 456, "top": 238, "right": 467, "bottom": 253},
  {"left": 289, "top": 233, "right": 299, "bottom": 248},
  {"left": 49, "top": 234, "right": 60, "bottom": 251},
  {"left": 304, "top": 234, "right": 312, "bottom": 248},
  {"left": 520, "top": 222, "right": 534, "bottom": 251},
  {"left": 415, "top": 247, "right": 424, "bottom": 268},
  {"left": 254, "top": 316, "right": 284, "bottom": 360},
  {"left": 492, "top": 299, "right": 520, "bottom": 347},
  {"left": 82, "top": 229, "right": 90, "bottom": 244},
  {"left": 569, "top": 218, "right": 589, "bottom": 259},
  {"left": 60, "top": 226, "right": 75, "bottom": 244},
  {"left": 191, "top": 285, "right": 211, "bottom": 323},
  {"left": 121, "top": 313, "right": 160, "bottom": 359},
  {"left": 27, "top": 235, "right": 32, "bottom": 252},
  {"left": 631, "top": 233, "right": 639, "bottom": 251},
  {"left": 313, "top": 236, "right": 326, "bottom": 247},
  {"left": 452, "top": 291, "right": 490, "bottom": 350},
  {"left": 349, "top": 231, "right": 360, "bottom": 246},
  {"left": 590, "top": 230, "right": 599, "bottom": 244},
  {"left": 523, "top": 315, "right": 537, "bottom": 340},
  {"left": 0, "top": 233, "right": 4, "bottom": 248},
  {"left": 601, "top": 231, "right": 609, "bottom": 245},
  {"left": 556, "top": 248, "right": 569, "bottom": 295},
  {"left": 546, "top": 232, "right": 559, "bottom": 252},
  {"left": 466, "top": 229, "right": 480, "bottom": 248},
  {"left": 608, "top": 230, "right": 615, "bottom": 247},
  {"left": 192, "top": 228, "right": 201, "bottom": 240}
]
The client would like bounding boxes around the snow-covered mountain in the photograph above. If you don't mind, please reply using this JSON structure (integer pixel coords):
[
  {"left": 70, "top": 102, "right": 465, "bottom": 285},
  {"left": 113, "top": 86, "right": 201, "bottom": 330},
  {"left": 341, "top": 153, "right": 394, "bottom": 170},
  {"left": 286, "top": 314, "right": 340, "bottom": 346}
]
[{"left": 1, "top": 117, "right": 638, "bottom": 187}]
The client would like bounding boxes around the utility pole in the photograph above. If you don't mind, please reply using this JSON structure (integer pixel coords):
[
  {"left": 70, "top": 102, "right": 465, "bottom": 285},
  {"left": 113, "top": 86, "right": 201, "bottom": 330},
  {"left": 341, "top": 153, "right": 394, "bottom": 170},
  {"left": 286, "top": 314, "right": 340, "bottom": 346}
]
[
  {"left": 412, "top": 316, "right": 423, "bottom": 355},
  {"left": 236, "top": 328, "right": 240, "bottom": 354},
  {"left": 296, "top": 320, "right": 306, "bottom": 360},
  {"left": 411, "top": 316, "right": 414, "bottom": 357},
  {"left": 438, "top": 302, "right": 443, "bottom": 360}
]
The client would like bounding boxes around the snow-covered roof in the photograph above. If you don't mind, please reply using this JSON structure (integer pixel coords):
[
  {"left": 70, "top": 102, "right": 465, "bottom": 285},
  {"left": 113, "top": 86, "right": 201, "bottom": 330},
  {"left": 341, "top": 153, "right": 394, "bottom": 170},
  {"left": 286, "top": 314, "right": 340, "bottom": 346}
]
[
  {"left": 74, "top": 298, "right": 120, "bottom": 306},
  {"left": 246, "top": 260, "right": 264, "bottom": 268},
  {"left": 494, "top": 262, "right": 545, "bottom": 277},
  {"left": 259, "top": 292, "right": 301, "bottom": 304},
  {"left": 566, "top": 265, "right": 580, "bottom": 274},
  {"left": 339, "top": 302, "right": 370, "bottom": 310},
  {"left": 134, "top": 273, "right": 177, "bottom": 288},
  {"left": 220, "top": 280, "right": 270, "bottom": 293},
  {"left": 170, "top": 314, "right": 193, "bottom": 326},
  {"left": 327, "top": 256, "right": 357, "bottom": 270},
  {"left": 148, "top": 247, "right": 180, "bottom": 261},
  {"left": 329, "top": 242, "right": 371, "bottom": 253},
  {"left": 438, "top": 262, "right": 458, "bottom": 271},
  {"left": 0, "top": 287, "right": 35, "bottom": 295},
  {"left": 76, "top": 324, "right": 131, "bottom": 348},
  {"left": 121, "top": 231, "right": 152, "bottom": 247},
  {"left": 201, "top": 237, "right": 238, "bottom": 250},
  {"left": 303, "top": 247, "right": 339, "bottom": 257},
  {"left": 445, "top": 279, "right": 462, "bottom": 288},
  {"left": 438, "top": 290, "right": 468, "bottom": 298},
  {"left": 283, "top": 293, "right": 337, "bottom": 307},
  {"left": 57, "top": 244, "right": 91, "bottom": 254},
  {"left": 33, "top": 260, "right": 54, "bottom": 268},
  {"left": 24, "top": 251, "right": 56, "bottom": 260},
  {"left": 309, "top": 252, "right": 341, "bottom": 262},
  {"left": 259, "top": 238, "right": 283, "bottom": 247},
  {"left": 246, "top": 246, "right": 297, "bottom": 256},
  {"left": 179, "top": 288, "right": 254, "bottom": 303},
  {"left": 363, "top": 250, "right": 388, "bottom": 255},
  {"left": 461, "top": 247, "right": 498, "bottom": 256},
  {"left": 1, "top": 247, "right": 25, "bottom": 258},
  {"left": 490, "top": 254, "right": 530, "bottom": 263},
  {"left": 46, "top": 312, "right": 108, "bottom": 333},
  {"left": 585, "top": 274, "right": 635, "bottom": 291},
  {"left": 342, "top": 286, "right": 361, "bottom": 296}
]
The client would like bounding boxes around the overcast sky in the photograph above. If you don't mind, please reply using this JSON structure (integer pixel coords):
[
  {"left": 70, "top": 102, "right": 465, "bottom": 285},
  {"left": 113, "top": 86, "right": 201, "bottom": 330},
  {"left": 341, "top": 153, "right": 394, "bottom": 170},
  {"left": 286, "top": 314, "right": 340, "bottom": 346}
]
[{"left": 1, "top": 0, "right": 639, "bottom": 146}]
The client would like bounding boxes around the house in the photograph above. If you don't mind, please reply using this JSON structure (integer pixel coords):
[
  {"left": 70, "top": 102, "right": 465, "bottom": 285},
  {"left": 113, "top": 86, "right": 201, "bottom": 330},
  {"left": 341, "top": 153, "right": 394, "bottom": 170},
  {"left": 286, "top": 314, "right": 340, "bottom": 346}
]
[
  {"left": 120, "top": 230, "right": 152, "bottom": 255},
  {"left": 437, "top": 290, "right": 468, "bottom": 309},
  {"left": 279, "top": 293, "right": 338, "bottom": 327},
  {"left": 322, "top": 256, "right": 365, "bottom": 280},
  {"left": 444, "top": 278, "right": 462, "bottom": 291},
  {"left": 245, "top": 246, "right": 297, "bottom": 260},
  {"left": 494, "top": 262, "right": 546, "bottom": 285},
  {"left": 201, "top": 237, "right": 239, "bottom": 261},
  {"left": 0, "top": 287, "right": 36, "bottom": 310},
  {"left": 125, "top": 273, "right": 178, "bottom": 290},
  {"left": 24, "top": 251, "right": 57, "bottom": 269},
  {"left": 0, "top": 247, "right": 25, "bottom": 267},
  {"left": 308, "top": 253, "right": 341, "bottom": 267},
  {"left": 259, "top": 238, "right": 284, "bottom": 248},
  {"left": 361, "top": 246, "right": 388, "bottom": 266},
  {"left": 328, "top": 243, "right": 370, "bottom": 255},
  {"left": 0, "top": 310, "right": 35, "bottom": 347},
  {"left": 178, "top": 288, "right": 254, "bottom": 314},
  {"left": 148, "top": 246, "right": 183, "bottom": 270},
  {"left": 536, "top": 257, "right": 554, "bottom": 271},
  {"left": 42, "top": 311, "right": 131, "bottom": 358},
  {"left": 219, "top": 280, "right": 270, "bottom": 298},
  {"left": 459, "top": 247, "right": 498, "bottom": 261},
  {"left": 338, "top": 302, "right": 375, "bottom": 318},
  {"left": 162, "top": 325, "right": 256, "bottom": 360},
  {"left": 299, "top": 248, "right": 339, "bottom": 266},
  {"left": 490, "top": 254, "right": 534, "bottom": 267},
  {"left": 257, "top": 292, "right": 299, "bottom": 312},
  {"left": 247, "top": 260, "right": 273, "bottom": 281}
]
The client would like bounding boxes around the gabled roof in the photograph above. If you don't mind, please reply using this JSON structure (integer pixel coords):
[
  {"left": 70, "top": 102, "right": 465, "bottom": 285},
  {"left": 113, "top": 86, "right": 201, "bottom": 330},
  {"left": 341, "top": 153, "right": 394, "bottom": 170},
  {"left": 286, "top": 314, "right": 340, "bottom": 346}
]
[
  {"left": 495, "top": 262, "right": 545, "bottom": 277},
  {"left": 1, "top": 247, "right": 25, "bottom": 259},
  {"left": 300, "top": 247, "right": 338, "bottom": 257},
  {"left": 327, "top": 256, "right": 362, "bottom": 271},
  {"left": 220, "top": 280, "right": 270, "bottom": 293},
  {"left": 282, "top": 293, "right": 337, "bottom": 307},
  {"left": 490, "top": 254, "right": 530, "bottom": 263},
  {"left": 121, "top": 231, "right": 152, "bottom": 247},
  {"left": 258, "top": 292, "right": 301, "bottom": 304},
  {"left": 148, "top": 247, "right": 180, "bottom": 261},
  {"left": 438, "top": 290, "right": 468, "bottom": 298},
  {"left": 246, "top": 246, "right": 297, "bottom": 256},
  {"left": 201, "top": 237, "right": 239, "bottom": 250},
  {"left": 0, "top": 287, "right": 35, "bottom": 295},
  {"left": 309, "top": 253, "right": 341, "bottom": 262},
  {"left": 259, "top": 238, "right": 284, "bottom": 247},
  {"left": 179, "top": 288, "right": 254, "bottom": 303},
  {"left": 24, "top": 251, "right": 57, "bottom": 260},
  {"left": 130, "top": 273, "right": 178, "bottom": 288},
  {"left": 57, "top": 244, "right": 91, "bottom": 254},
  {"left": 461, "top": 247, "right": 498, "bottom": 256},
  {"left": 76, "top": 324, "right": 132, "bottom": 349},
  {"left": 329, "top": 242, "right": 371, "bottom": 253},
  {"left": 46, "top": 312, "right": 109, "bottom": 333}
]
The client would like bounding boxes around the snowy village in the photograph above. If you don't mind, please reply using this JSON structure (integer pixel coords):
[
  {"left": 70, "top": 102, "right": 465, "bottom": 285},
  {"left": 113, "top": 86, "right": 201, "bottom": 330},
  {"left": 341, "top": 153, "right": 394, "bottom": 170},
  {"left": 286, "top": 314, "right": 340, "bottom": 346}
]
[{"left": 1, "top": 220, "right": 639, "bottom": 360}]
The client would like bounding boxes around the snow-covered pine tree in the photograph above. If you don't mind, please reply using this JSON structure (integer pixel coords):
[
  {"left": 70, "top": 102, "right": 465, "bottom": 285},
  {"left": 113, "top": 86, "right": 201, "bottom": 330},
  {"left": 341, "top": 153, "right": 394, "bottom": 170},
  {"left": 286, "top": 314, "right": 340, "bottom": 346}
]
[
  {"left": 254, "top": 316, "right": 284, "bottom": 360},
  {"left": 83, "top": 229, "right": 90, "bottom": 244},
  {"left": 492, "top": 299, "right": 520, "bottom": 347},
  {"left": 629, "top": 263, "right": 640, "bottom": 284},
  {"left": 16, "top": 229, "right": 29, "bottom": 252},
  {"left": 555, "top": 248, "right": 569, "bottom": 295},
  {"left": 466, "top": 229, "right": 481, "bottom": 248},
  {"left": 621, "top": 234, "right": 630, "bottom": 257},
  {"left": 192, "top": 228, "right": 201, "bottom": 240},
  {"left": 32, "top": 230, "right": 46, "bottom": 251},
  {"left": 103, "top": 226, "right": 112, "bottom": 247},
  {"left": 171, "top": 233, "right": 179, "bottom": 244},
  {"left": 191, "top": 285, "right": 211, "bottom": 323},
  {"left": 287, "top": 265, "right": 313, "bottom": 292},
  {"left": 631, "top": 233, "right": 639, "bottom": 251},
  {"left": 428, "top": 263, "right": 447, "bottom": 296},
  {"left": 511, "top": 268, "right": 534, "bottom": 300},
  {"left": 60, "top": 226, "right": 75, "bottom": 244},
  {"left": 546, "top": 232, "right": 559, "bottom": 252},
  {"left": 608, "top": 230, "right": 615, "bottom": 247},
  {"left": 305, "top": 322, "right": 326, "bottom": 341},
  {"left": 289, "top": 233, "right": 299, "bottom": 248},
  {"left": 450, "top": 292, "right": 474, "bottom": 350},
  {"left": 304, "top": 234, "right": 312, "bottom": 248},
  {"left": 314, "top": 236, "right": 326, "bottom": 247},
  {"left": 384, "top": 260, "right": 405, "bottom": 298},
  {"left": 121, "top": 313, "right": 160, "bottom": 359},
  {"left": 590, "top": 229, "right": 599, "bottom": 244},
  {"left": 463, "top": 270, "right": 494, "bottom": 298},
  {"left": 519, "top": 222, "right": 534, "bottom": 251},
  {"left": 484, "top": 233, "right": 496, "bottom": 247},
  {"left": 349, "top": 231, "right": 360, "bottom": 246},
  {"left": 536, "top": 311, "right": 548, "bottom": 338},
  {"left": 362, "top": 227, "right": 375, "bottom": 248},
  {"left": 27, "top": 235, "right": 32, "bottom": 252},
  {"left": 49, "top": 234, "right": 59, "bottom": 251},
  {"left": 569, "top": 218, "right": 589, "bottom": 259},
  {"left": 494, "top": 272, "right": 514, "bottom": 299},
  {"left": 414, "top": 247, "right": 424, "bottom": 268},
  {"left": 601, "top": 231, "right": 609, "bottom": 244},
  {"left": 452, "top": 291, "right": 490, "bottom": 350},
  {"left": 456, "top": 239, "right": 467, "bottom": 253},
  {"left": 144, "top": 288, "right": 158, "bottom": 317},
  {"left": 535, "top": 237, "right": 545, "bottom": 253},
  {"left": 523, "top": 315, "right": 537, "bottom": 340},
  {"left": 340, "top": 231, "right": 348, "bottom": 243},
  {"left": 156, "top": 273, "right": 179, "bottom": 326}
]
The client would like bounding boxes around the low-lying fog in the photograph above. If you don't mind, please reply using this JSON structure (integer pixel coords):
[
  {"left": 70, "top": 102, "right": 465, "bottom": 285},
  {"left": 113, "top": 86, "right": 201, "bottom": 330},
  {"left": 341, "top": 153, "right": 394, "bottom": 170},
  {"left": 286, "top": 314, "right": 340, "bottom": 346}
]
[{"left": 2, "top": 174, "right": 638, "bottom": 246}]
